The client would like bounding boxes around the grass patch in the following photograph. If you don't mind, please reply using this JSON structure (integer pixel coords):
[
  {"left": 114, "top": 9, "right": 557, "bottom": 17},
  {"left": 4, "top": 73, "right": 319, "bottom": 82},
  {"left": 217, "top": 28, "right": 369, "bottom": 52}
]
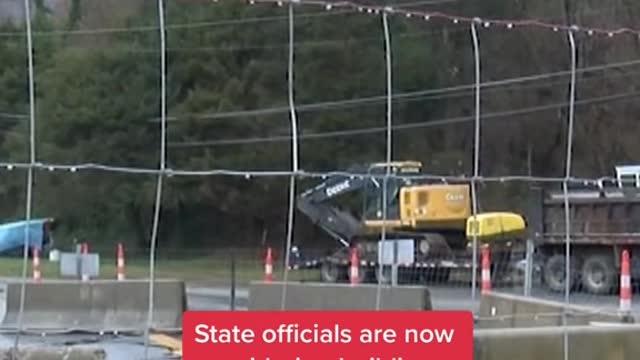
[{"left": 0, "top": 255, "right": 321, "bottom": 285}]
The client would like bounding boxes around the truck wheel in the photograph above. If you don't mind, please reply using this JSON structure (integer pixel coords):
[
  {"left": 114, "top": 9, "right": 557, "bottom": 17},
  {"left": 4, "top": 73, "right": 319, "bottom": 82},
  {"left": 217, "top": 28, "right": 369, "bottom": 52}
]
[
  {"left": 350, "top": 264, "right": 370, "bottom": 284},
  {"left": 374, "top": 265, "right": 392, "bottom": 284},
  {"left": 543, "top": 254, "right": 576, "bottom": 293},
  {"left": 320, "top": 261, "right": 344, "bottom": 283},
  {"left": 423, "top": 268, "right": 451, "bottom": 283},
  {"left": 581, "top": 254, "right": 616, "bottom": 295}
]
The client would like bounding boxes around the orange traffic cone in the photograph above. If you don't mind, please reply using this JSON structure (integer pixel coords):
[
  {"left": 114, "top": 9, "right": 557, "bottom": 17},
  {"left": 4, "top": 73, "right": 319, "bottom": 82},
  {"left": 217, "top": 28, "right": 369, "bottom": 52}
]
[
  {"left": 32, "top": 247, "right": 41, "bottom": 283},
  {"left": 620, "top": 249, "right": 631, "bottom": 313},
  {"left": 264, "top": 247, "right": 273, "bottom": 283},
  {"left": 481, "top": 245, "right": 491, "bottom": 295},
  {"left": 116, "top": 243, "right": 125, "bottom": 281},
  {"left": 350, "top": 247, "right": 359, "bottom": 286},
  {"left": 81, "top": 242, "right": 89, "bottom": 282}
]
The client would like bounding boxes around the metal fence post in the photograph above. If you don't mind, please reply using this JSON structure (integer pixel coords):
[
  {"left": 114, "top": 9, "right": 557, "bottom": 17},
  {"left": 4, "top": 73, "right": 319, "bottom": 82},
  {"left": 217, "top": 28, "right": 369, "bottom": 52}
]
[
  {"left": 75, "top": 243, "right": 82, "bottom": 281},
  {"left": 230, "top": 249, "right": 236, "bottom": 311},
  {"left": 524, "top": 238, "right": 534, "bottom": 296},
  {"left": 391, "top": 240, "right": 398, "bottom": 287}
]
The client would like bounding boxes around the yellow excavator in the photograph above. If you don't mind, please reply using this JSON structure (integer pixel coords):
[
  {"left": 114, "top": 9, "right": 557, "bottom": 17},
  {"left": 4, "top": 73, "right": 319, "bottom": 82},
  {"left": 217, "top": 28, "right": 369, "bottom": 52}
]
[{"left": 296, "top": 160, "right": 527, "bottom": 283}]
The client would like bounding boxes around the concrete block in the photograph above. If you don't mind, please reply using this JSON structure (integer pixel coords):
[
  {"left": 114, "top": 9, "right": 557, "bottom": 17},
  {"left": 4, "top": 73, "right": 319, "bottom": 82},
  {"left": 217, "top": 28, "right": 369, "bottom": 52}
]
[
  {"left": 249, "top": 281, "right": 432, "bottom": 310},
  {"left": 474, "top": 324, "right": 640, "bottom": 360},
  {"left": 477, "top": 291, "right": 633, "bottom": 328},
  {"left": 0, "top": 279, "right": 186, "bottom": 332}
]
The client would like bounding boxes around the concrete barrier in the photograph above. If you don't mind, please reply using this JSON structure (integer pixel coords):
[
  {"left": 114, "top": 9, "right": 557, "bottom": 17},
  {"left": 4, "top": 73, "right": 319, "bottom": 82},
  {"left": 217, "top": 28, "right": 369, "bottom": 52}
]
[
  {"left": 0, "top": 279, "right": 186, "bottom": 333},
  {"left": 475, "top": 324, "right": 640, "bottom": 360},
  {"left": 0, "top": 346, "right": 106, "bottom": 360},
  {"left": 249, "top": 281, "right": 432, "bottom": 310},
  {"left": 477, "top": 291, "right": 634, "bottom": 328}
]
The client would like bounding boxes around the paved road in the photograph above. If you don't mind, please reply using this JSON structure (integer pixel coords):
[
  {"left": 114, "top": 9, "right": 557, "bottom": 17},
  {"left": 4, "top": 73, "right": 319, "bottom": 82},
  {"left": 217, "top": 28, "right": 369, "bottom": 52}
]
[{"left": 0, "top": 333, "right": 172, "bottom": 359}]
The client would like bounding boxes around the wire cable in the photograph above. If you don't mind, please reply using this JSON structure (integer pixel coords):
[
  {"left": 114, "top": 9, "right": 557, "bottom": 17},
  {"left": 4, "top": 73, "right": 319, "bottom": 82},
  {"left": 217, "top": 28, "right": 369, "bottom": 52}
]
[
  {"left": 0, "top": 0, "right": 636, "bottom": 38},
  {"left": 5, "top": 58, "right": 638, "bottom": 126},
  {"left": 66, "top": 26, "right": 468, "bottom": 55},
  {"left": 2, "top": 57, "right": 634, "bottom": 126},
  {"left": 164, "top": 57, "right": 640, "bottom": 122},
  {"left": 168, "top": 89, "right": 639, "bottom": 147},
  {"left": 0, "top": 8, "right": 355, "bottom": 37},
  {"left": 250, "top": 0, "right": 640, "bottom": 37},
  {"left": 2, "top": 161, "right": 639, "bottom": 186},
  {"left": 392, "top": 0, "right": 459, "bottom": 8},
  {"left": 0, "top": 113, "right": 27, "bottom": 119}
]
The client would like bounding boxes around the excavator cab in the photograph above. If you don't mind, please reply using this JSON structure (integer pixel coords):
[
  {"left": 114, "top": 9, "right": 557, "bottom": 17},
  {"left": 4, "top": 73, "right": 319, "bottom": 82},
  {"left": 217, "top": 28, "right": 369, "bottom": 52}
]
[
  {"left": 361, "top": 161, "right": 473, "bottom": 234},
  {"left": 362, "top": 161, "right": 422, "bottom": 223}
]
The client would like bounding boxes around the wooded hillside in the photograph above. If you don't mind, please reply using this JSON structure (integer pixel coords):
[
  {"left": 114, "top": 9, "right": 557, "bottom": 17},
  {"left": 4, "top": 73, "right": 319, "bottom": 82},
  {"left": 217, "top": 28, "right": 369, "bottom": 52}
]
[{"left": 0, "top": 0, "right": 638, "bottom": 252}]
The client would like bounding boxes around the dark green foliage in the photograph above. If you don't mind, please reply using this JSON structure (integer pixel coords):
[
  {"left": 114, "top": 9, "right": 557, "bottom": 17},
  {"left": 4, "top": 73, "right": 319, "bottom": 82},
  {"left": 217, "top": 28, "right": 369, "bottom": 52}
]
[
  {"left": 0, "top": 0, "right": 637, "bottom": 251},
  {"left": 66, "top": 0, "right": 82, "bottom": 30}
]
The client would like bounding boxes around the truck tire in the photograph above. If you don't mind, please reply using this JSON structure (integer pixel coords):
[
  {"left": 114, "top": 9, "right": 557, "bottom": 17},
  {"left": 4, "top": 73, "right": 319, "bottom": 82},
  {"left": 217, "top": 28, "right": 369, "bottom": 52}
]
[
  {"left": 423, "top": 268, "right": 451, "bottom": 284},
  {"left": 374, "top": 266, "right": 418, "bottom": 284},
  {"left": 320, "top": 261, "right": 344, "bottom": 283},
  {"left": 351, "top": 264, "right": 370, "bottom": 284},
  {"left": 543, "top": 254, "right": 576, "bottom": 293},
  {"left": 580, "top": 254, "right": 616, "bottom": 295},
  {"left": 374, "top": 265, "right": 393, "bottom": 284}
]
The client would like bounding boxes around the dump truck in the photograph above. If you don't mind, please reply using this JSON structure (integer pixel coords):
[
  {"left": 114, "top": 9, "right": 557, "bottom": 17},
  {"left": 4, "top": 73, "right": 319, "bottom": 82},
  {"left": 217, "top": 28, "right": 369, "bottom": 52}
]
[
  {"left": 529, "top": 165, "right": 640, "bottom": 295},
  {"left": 294, "top": 160, "right": 527, "bottom": 284}
]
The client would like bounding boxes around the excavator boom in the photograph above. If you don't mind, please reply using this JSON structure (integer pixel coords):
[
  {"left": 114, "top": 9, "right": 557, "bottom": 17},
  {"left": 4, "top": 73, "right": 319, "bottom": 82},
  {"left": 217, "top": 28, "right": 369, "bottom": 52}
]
[{"left": 296, "top": 164, "right": 371, "bottom": 246}]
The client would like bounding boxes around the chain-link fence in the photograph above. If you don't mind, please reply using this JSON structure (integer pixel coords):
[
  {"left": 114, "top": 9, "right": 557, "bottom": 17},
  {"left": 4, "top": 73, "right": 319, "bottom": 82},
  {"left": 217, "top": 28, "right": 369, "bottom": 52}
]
[{"left": 1, "top": 0, "right": 640, "bottom": 358}]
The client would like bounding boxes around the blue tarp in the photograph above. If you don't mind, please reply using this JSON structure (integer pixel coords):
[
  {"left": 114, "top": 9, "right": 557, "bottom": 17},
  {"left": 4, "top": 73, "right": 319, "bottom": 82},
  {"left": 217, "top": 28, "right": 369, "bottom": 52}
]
[{"left": 0, "top": 219, "right": 50, "bottom": 254}]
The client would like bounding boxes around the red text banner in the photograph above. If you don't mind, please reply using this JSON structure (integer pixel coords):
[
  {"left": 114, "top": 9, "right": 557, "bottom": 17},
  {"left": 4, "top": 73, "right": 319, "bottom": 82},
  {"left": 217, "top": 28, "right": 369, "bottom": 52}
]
[{"left": 182, "top": 311, "right": 473, "bottom": 360}]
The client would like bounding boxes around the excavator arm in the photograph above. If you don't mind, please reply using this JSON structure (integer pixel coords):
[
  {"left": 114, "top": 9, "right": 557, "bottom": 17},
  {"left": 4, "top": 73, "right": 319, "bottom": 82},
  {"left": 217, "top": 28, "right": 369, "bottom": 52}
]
[{"left": 296, "top": 164, "right": 374, "bottom": 247}]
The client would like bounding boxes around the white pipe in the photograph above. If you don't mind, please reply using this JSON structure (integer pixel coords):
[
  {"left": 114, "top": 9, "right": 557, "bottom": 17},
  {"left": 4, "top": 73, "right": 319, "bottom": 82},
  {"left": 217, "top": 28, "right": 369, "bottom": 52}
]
[
  {"left": 470, "top": 19, "right": 481, "bottom": 304},
  {"left": 14, "top": 0, "right": 36, "bottom": 352},
  {"left": 281, "top": 0, "right": 300, "bottom": 311},
  {"left": 376, "top": 8, "right": 393, "bottom": 310},
  {"left": 143, "top": 0, "right": 167, "bottom": 357},
  {"left": 562, "top": 27, "right": 577, "bottom": 360}
]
